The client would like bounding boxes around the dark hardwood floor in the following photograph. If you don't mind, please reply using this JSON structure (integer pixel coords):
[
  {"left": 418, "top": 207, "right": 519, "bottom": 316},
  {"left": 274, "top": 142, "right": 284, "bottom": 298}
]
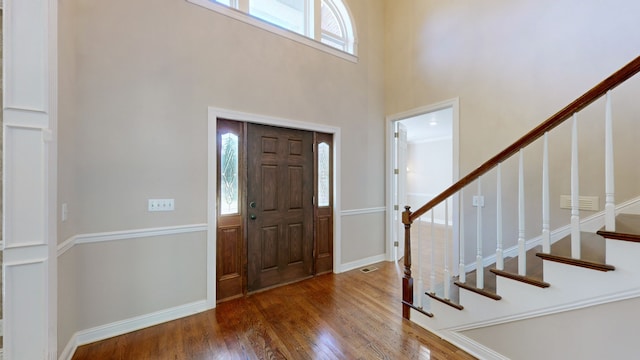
[{"left": 72, "top": 261, "right": 475, "bottom": 359}]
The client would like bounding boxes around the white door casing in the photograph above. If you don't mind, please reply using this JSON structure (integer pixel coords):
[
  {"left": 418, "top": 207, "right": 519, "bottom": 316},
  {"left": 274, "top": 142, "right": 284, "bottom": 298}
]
[
  {"left": 394, "top": 122, "right": 408, "bottom": 261},
  {"left": 385, "top": 99, "right": 460, "bottom": 272},
  {"left": 3, "top": 0, "right": 58, "bottom": 359}
]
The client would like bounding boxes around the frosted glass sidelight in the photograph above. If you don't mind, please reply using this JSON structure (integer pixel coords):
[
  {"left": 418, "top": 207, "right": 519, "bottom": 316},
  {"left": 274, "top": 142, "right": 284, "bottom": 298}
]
[
  {"left": 318, "top": 142, "right": 330, "bottom": 207},
  {"left": 221, "top": 133, "right": 239, "bottom": 214}
]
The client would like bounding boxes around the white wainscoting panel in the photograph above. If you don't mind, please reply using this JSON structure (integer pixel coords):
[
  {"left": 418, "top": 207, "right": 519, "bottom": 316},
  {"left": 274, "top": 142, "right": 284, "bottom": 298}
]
[{"left": 4, "top": 258, "right": 48, "bottom": 360}]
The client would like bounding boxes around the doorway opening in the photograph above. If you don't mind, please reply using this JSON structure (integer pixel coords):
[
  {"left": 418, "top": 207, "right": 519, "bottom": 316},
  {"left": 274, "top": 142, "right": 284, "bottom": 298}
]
[
  {"left": 209, "top": 111, "right": 339, "bottom": 304},
  {"left": 386, "top": 99, "right": 460, "bottom": 271}
]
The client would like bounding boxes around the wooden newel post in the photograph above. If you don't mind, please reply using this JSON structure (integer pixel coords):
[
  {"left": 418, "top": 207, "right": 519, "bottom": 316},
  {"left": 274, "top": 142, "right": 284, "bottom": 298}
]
[{"left": 402, "top": 206, "right": 413, "bottom": 319}]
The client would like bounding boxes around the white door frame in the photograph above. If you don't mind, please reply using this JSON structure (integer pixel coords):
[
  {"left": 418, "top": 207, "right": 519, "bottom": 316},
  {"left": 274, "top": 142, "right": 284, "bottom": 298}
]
[
  {"left": 3, "top": 0, "right": 59, "bottom": 358},
  {"left": 207, "top": 107, "right": 342, "bottom": 307},
  {"left": 385, "top": 98, "right": 460, "bottom": 268}
]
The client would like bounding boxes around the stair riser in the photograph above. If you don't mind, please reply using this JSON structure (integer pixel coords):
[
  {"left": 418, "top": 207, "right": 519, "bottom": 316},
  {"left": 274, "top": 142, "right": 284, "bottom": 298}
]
[{"left": 606, "top": 240, "right": 640, "bottom": 273}]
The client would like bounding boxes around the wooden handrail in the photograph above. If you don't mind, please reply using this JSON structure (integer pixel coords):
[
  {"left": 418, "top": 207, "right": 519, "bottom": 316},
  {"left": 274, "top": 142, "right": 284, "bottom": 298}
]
[{"left": 408, "top": 55, "right": 640, "bottom": 222}]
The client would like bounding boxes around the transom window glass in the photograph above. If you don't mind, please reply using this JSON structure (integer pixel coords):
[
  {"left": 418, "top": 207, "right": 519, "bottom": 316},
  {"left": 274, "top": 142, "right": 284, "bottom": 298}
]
[
  {"left": 250, "top": 0, "right": 308, "bottom": 36},
  {"left": 320, "top": 0, "right": 346, "bottom": 50},
  {"left": 203, "top": 0, "right": 356, "bottom": 55},
  {"left": 220, "top": 133, "right": 239, "bottom": 214}
]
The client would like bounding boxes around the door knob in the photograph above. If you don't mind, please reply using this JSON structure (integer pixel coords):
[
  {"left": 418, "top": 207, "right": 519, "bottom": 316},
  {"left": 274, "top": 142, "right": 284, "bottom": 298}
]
[{"left": 250, "top": 214, "right": 257, "bottom": 220}]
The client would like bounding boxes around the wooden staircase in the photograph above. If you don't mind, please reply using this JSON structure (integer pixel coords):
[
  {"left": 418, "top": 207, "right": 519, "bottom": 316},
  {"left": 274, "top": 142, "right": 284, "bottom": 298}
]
[
  {"left": 400, "top": 56, "right": 640, "bottom": 359},
  {"left": 408, "top": 213, "right": 640, "bottom": 358}
]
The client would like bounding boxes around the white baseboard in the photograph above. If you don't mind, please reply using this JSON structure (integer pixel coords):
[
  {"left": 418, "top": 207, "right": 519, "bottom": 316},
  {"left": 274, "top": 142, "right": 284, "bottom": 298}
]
[
  {"left": 339, "top": 254, "right": 387, "bottom": 273},
  {"left": 439, "top": 330, "right": 510, "bottom": 360},
  {"left": 59, "top": 300, "right": 208, "bottom": 360}
]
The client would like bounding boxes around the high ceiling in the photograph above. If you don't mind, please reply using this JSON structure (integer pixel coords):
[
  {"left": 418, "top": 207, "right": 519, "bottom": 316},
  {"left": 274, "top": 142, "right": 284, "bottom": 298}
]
[{"left": 399, "top": 107, "right": 453, "bottom": 143}]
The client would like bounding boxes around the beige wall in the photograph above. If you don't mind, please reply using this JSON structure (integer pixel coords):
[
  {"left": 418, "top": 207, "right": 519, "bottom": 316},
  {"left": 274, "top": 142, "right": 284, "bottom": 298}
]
[
  {"left": 57, "top": 0, "right": 386, "bottom": 352},
  {"left": 56, "top": 0, "right": 640, "bottom": 354},
  {"left": 61, "top": 0, "right": 384, "bottom": 236},
  {"left": 385, "top": 0, "right": 640, "bottom": 259}
]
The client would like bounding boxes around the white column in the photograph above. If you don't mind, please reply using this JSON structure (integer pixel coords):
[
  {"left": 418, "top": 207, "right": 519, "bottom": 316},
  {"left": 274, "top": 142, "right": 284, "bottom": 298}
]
[
  {"left": 458, "top": 190, "right": 466, "bottom": 283},
  {"left": 518, "top": 150, "right": 526, "bottom": 276},
  {"left": 496, "top": 164, "right": 504, "bottom": 270},
  {"left": 542, "top": 132, "right": 551, "bottom": 253},
  {"left": 605, "top": 91, "right": 616, "bottom": 231},
  {"left": 4, "top": 0, "right": 58, "bottom": 358},
  {"left": 571, "top": 114, "right": 581, "bottom": 259},
  {"left": 444, "top": 199, "right": 451, "bottom": 299},
  {"left": 476, "top": 177, "right": 484, "bottom": 289}
]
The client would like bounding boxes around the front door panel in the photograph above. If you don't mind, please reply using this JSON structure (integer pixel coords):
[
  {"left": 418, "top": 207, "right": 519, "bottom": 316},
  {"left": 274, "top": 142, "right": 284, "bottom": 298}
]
[{"left": 247, "top": 124, "right": 314, "bottom": 291}]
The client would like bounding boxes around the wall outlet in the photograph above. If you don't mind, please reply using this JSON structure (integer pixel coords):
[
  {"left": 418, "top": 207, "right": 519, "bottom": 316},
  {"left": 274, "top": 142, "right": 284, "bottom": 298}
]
[
  {"left": 472, "top": 195, "right": 485, "bottom": 207},
  {"left": 148, "top": 199, "right": 175, "bottom": 212}
]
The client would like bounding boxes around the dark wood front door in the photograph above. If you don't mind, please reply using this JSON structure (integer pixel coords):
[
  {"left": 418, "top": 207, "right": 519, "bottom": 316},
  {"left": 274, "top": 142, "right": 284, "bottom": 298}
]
[{"left": 246, "top": 123, "right": 314, "bottom": 292}]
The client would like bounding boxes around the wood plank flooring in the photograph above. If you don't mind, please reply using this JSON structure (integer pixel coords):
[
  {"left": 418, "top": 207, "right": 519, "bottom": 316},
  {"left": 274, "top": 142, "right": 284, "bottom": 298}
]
[{"left": 72, "top": 261, "right": 475, "bottom": 360}]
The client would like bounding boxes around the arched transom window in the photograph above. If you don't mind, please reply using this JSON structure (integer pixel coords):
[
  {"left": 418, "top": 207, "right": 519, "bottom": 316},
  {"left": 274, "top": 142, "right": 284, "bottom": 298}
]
[{"left": 188, "top": 0, "right": 357, "bottom": 58}]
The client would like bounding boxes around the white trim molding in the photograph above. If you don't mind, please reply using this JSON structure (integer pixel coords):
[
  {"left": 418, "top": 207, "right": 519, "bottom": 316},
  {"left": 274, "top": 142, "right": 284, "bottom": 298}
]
[
  {"left": 438, "top": 330, "right": 510, "bottom": 360},
  {"left": 57, "top": 224, "right": 208, "bottom": 257},
  {"left": 339, "top": 254, "right": 387, "bottom": 273},
  {"left": 386, "top": 98, "right": 461, "bottom": 262},
  {"left": 340, "top": 206, "right": 385, "bottom": 216}
]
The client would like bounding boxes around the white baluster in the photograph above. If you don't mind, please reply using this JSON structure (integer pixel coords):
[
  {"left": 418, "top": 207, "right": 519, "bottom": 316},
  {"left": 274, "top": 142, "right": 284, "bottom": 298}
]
[
  {"left": 571, "top": 114, "right": 581, "bottom": 259},
  {"left": 476, "top": 177, "right": 484, "bottom": 289},
  {"left": 416, "top": 214, "right": 423, "bottom": 308},
  {"left": 542, "top": 132, "right": 551, "bottom": 253},
  {"left": 605, "top": 91, "right": 616, "bottom": 231},
  {"left": 459, "top": 190, "right": 466, "bottom": 283},
  {"left": 496, "top": 164, "right": 504, "bottom": 270},
  {"left": 430, "top": 210, "right": 436, "bottom": 294},
  {"left": 444, "top": 199, "right": 451, "bottom": 299},
  {"left": 518, "top": 149, "right": 526, "bottom": 276}
]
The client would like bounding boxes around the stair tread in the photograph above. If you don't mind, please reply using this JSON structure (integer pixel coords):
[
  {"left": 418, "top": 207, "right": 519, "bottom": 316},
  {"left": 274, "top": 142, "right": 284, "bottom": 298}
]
[
  {"left": 490, "top": 268, "right": 550, "bottom": 288},
  {"left": 428, "top": 276, "right": 460, "bottom": 306},
  {"left": 534, "top": 231, "right": 614, "bottom": 271},
  {"left": 549, "top": 231, "right": 606, "bottom": 263},
  {"left": 491, "top": 246, "right": 548, "bottom": 287},
  {"left": 455, "top": 264, "right": 502, "bottom": 300},
  {"left": 612, "top": 213, "right": 640, "bottom": 234},
  {"left": 597, "top": 213, "right": 640, "bottom": 242},
  {"left": 426, "top": 290, "right": 464, "bottom": 310},
  {"left": 454, "top": 279, "right": 502, "bottom": 300}
]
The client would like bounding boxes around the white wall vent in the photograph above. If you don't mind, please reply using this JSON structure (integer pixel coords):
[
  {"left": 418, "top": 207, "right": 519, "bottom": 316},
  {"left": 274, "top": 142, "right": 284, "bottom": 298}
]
[{"left": 560, "top": 195, "right": 600, "bottom": 211}]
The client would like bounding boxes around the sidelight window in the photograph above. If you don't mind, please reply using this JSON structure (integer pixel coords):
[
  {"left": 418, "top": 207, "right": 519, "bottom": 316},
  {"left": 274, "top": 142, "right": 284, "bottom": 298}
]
[
  {"left": 220, "top": 133, "right": 239, "bottom": 214},
  {"left": 318, "top": 142, "right": 330, "bottom": 207}
]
